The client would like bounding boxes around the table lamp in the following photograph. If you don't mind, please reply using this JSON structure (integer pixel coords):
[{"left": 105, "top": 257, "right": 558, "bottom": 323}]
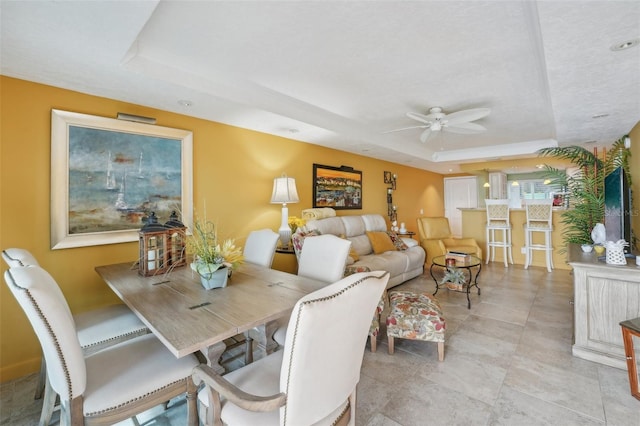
[{"left": 271, "top": 173, "right": 299, "bottom": 247}]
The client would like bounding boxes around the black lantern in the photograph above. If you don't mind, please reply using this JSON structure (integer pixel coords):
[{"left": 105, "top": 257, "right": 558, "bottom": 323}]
[
  {"left": 164, "top": 211, "right": 187, "bottom": 269},
  {"left": 138, "top": 212, "right": 171, "bottom": 276}
]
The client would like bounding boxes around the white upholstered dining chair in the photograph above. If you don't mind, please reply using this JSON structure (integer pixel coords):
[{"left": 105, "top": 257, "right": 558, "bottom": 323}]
[
  {"left": 192, "top": 270, "right": 390, "bottom": 426},
  {"left": 243, "top": 229, "right": 280, "bottom": 268},
  {"left": 1, "top": 248, "right": 150, "bottom": 426},
  {"left": 297, "top": 234, "right": 352, "bottom": 282},
  {"left": 4, "top": 265, "right": 200, "bottom": 426},
  {"left": 271, "top": 234, "right": 352, "bottom": 346}
]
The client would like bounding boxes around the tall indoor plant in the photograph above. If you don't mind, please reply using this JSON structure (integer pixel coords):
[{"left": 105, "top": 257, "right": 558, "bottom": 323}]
[{"left": 537, "top": 136, "right": 631, "bottom": 250}]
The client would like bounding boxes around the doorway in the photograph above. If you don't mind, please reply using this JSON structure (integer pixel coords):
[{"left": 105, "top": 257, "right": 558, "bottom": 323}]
[{"left": 444, "top": 177, "right": 478, "bottom": 237}]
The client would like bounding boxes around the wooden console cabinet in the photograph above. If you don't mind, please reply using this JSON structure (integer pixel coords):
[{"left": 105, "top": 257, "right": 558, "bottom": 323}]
[{"left": 569, "top": 244, "right": 640, "bottom": 369}]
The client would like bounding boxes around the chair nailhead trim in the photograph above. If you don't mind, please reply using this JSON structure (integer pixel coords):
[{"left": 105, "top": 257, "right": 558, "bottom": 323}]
[
  {"left": 283, "top": 271, "right": 389, "bottom": 425},
  {"left": 7, "top": 271, "right": 74, "bottom": 399},
  {"left": 84, "top": 378, "right": 188, "bottom": 417}
]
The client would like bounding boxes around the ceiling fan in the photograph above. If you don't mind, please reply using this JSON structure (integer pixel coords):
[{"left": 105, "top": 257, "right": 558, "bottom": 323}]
[{"left": 385, "top": 106, "right": 490, "bottom": 143}]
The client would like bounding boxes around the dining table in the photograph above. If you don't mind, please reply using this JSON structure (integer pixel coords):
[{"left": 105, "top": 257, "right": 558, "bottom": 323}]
[{"left": 95, "top": 261, "right": 327, "bottom": 372}]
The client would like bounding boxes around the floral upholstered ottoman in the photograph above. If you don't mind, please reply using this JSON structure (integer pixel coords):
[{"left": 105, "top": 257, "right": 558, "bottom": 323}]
[{"left": 386, "top": 291, "right": 445, "bottom": 361}]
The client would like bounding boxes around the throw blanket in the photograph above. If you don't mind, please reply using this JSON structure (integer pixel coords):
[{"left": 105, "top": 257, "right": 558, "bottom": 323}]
[{"left": 301, "top": 208, "right": 336, "bottom": 220}]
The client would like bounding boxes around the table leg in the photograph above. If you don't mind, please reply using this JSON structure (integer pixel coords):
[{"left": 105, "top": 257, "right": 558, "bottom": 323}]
[
  {"left": 201, "top": 341, "right": 226, "bottom": 374},
  {"left": 621, "top": 325, "right": 640, "bottom": 400},
  {"left": 430, "top": 263, "right": 439, "bottom": 296},
  {"left": 249, "top": 320, "right": 280, "bottom": 360}
]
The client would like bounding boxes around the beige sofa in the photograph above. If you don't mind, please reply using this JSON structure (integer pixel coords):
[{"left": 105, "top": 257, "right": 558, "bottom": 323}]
[{"left": 294, "top": 214, "right": 425, "bottom": 289}]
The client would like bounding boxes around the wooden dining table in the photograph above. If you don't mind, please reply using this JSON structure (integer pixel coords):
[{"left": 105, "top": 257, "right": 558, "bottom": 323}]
[{"left": 95, "top": 261, "right": 327, "bottom": 372}]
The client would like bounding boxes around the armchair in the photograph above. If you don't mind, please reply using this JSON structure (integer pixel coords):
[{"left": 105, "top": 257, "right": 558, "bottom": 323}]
[{"left": 416, "top": 217, "right": 482, "bottom": 265}]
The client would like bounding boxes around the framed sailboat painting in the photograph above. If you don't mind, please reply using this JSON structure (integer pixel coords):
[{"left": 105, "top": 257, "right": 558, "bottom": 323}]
[{"left": 50, "top": 109, "right": 193, "bottom": 249}]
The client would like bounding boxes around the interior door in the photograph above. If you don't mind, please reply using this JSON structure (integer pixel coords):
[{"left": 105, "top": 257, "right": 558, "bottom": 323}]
[{"left": 444, "top": 177, "right": 478, "bottom": 237}]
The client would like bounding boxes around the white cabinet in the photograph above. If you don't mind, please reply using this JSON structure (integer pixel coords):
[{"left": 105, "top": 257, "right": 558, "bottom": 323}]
[
  {"left": 488, "top": 172, "right": 507, "bottom": 199},
  {"left": 569, "top": 244, "right": 640, "bottom": 369}
]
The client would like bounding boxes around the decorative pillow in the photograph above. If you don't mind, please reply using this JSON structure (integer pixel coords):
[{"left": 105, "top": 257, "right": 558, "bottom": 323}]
[
  {"left": 339, "top": 234, "right": 360, "bottom": 262},
  {"left": 387, "top": 231, "right": 409, "bottom": 251},
  {"left": 366, "top": 231, "right": 397, "bottom": 254}
]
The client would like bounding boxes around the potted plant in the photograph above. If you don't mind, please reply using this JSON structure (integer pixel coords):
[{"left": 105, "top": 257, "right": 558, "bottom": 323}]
[
  {"left": 538, "top": 136, "right": 631, "bottom": 251},
  {"left": 188, "top": 216, "right": 244, "bottom": 289},
  {"left": 440, "top": 266, "right": 467, "bottom": 291}
]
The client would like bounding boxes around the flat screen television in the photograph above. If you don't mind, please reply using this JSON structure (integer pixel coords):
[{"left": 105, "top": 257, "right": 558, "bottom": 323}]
[{"left": 604, "top": 167, "right": 632, "bottom": 254}]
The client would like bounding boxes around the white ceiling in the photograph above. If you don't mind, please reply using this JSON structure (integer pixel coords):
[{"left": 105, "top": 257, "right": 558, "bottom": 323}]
[{"left": 2, "top": 1, "right": 639, "bottom": 174}]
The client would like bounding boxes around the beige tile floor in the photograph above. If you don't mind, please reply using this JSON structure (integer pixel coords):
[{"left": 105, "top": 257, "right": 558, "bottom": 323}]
[{"left": 2, "top": 262, "right": 639, "bottom": 425}]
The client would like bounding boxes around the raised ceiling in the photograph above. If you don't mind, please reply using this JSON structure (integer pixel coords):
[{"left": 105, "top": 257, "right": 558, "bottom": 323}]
[{"left": 1, "top": 1, "right": 639, "bottom": 174}]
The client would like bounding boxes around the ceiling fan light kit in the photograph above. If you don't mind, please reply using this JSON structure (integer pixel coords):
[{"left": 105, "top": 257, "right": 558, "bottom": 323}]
[{"left": 387, "top": 106, "right": 491, "bottom": 143}]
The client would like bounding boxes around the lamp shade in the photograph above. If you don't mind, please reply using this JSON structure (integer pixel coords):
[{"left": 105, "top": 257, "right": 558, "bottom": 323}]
[{"left": 270, "top": 175, "right": 299, "bottom": 204}]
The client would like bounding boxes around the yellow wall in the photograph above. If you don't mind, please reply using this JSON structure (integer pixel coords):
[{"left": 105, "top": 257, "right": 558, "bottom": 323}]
[{"left": 0, "top": 76, "right": 445, "bottom": 381}]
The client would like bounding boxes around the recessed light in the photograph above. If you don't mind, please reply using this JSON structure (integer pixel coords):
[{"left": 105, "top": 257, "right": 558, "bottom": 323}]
[
  {"left": 610, "top": 38, "right": 640, "bottom": 51},
  {"left": 584, "top": 140, "right": 597, "bottom": 144},
  {"left": 178, "top": 100, "right": 193, "bottom": 107},
  {"left": 535, "top": 164, "right": 544, "bottom": 169},
  {"left": 287, "top": 128, "right": 299, "bottom": 134},
  {"left": 592, "top": 113, "right": 609, "bottom": 119}
]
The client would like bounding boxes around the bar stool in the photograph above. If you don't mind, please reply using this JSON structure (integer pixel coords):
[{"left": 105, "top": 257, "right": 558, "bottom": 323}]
[
  {"left": 523, "top": 199, "right": 554, "bottom": 272},
  {"left": 485, "top": 199, "right": 513, "bottom": 267},
  {"left": 620, "top": 317, "right": 640, "bottom": 400}
]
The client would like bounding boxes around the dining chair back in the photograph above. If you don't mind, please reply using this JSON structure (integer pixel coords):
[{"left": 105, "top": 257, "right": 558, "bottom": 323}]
[
  {"left": 243, "top": 229, "right": 280, "bottom": 267},
  {"left": 193, "top": 270, "right": 390, "bottom": 425},
  {"left": 523, "top": 198, "right": 554, "bottom": 272},
  {"left": 297, "top": 234, "right": 352, "bottom": 283},
  {"left": 2, "top": 248, "right": 149, "bottom": 425},
  {"left": 4, "top": 265, "right": 199, "bottom": 425}
]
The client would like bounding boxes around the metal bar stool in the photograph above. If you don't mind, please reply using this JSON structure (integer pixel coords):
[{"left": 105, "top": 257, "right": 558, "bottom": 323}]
[
  {"left": 523, "top": 199, "right": 554, "bottom": 272},
  {"left": 620, "top": 317, "right": 640, "bottom": 400},
  {"left": 485, "top": 199, "right": 513, "bottom": 267}
]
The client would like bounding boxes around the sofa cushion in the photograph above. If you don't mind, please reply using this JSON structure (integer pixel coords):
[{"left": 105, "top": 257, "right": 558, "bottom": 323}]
[
  {"left": 367, "top": 231, "right": 397, "bottom": 254},
  {"left": 341, "top": 215, "right": 366, "bottom": 237},
  {"left": 362, "top": 214, "right": 387, "bottom": 232},
  {"left": 349, "top": 234, "right": 373, "bottom": 256}
]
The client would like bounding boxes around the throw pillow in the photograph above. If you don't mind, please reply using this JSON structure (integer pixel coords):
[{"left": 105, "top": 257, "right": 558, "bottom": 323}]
[
  {"left": 367, "top": 231, "right": 397, "bottom": 254},
  {"left": 291, "top": 229, "right": 320, "bottom": 260},
  {"left": 387, "top": 231, "right": 409, "bottom": 251}
]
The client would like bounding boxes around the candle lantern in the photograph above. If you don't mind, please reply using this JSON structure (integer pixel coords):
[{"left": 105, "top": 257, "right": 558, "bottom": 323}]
[
  {"left": 165, "top": 211, "right": 187, "bottom": 269},
  {"left": 138, "top": 212, "right": 170, "bottom": 276}
]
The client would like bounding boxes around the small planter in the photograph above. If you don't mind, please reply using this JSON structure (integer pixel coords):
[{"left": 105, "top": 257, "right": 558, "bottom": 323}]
[{"left": 191, "top": 262, "right": 230, "bottom": 290}]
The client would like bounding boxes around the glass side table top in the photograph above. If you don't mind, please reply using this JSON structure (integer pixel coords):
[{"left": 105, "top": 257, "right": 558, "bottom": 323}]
[{"left": 432, "top": 254, "right": 481, "bottom": 268}]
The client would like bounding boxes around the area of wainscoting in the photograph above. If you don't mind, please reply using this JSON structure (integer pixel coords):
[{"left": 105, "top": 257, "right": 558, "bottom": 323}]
[{"left": 2, "top": 262, "right": 638, "bottom": 425}]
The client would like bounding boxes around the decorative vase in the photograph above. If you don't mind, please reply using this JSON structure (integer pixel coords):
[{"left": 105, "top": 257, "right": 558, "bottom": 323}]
[
  {"left": 591, "top": 223, "right": 606, "bottom": 245},
  {"left": 191, "top": 262, "right": 230, "bottom": 289}
]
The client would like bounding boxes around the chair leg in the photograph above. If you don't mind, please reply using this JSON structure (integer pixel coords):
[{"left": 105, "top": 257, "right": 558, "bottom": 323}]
[
  {"left": 437, "top": 342, "right": 444, "bottom": 361},
  {"left": 387, "top": 336, "right": 395, "bottom": 354},
  {"left": 38, "top": 376, "right": 56, "bottom": 426},
  {"left": 507, "top": 228, "right": 514, "bottom": 264},
  {"left": 502, "top": 229, "right": 508, "bottom": 268},
  {"left": 485, "top": 227, "right": 490, "bottom": 264},
  {"left": 370, "top": 335, "right": 377, "bottom": 353},
  {"left": 524, "top": 229, "right": 530, "bottom": 269},
  {"left": 35, "top": 356, "right": 46, "bottom": 400}
]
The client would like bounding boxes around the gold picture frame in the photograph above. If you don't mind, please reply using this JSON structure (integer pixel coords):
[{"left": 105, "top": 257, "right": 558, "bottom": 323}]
[{"left": 50, "top": 109, "right": 193, "bottom": 249}]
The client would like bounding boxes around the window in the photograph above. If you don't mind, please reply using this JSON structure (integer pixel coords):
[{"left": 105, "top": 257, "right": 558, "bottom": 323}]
[{"left": 507, "top": 179, "right": 564, "bottom": 203}]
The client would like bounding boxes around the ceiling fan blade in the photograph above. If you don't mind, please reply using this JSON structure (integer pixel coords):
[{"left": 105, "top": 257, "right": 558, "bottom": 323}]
[
  {"left": 445, "top": 108, "right": 491, "bottom": 125},
  {"left": 382, "top": 125, "right": 428, "bottom": 134},
  {"left": 443, "top": 122, "right": 487, "bottom": 134},
  {"left": 420, "top": 128, "right": 432, "bottom": 143},
  {"left": 406, "top": 112, "right": 434, "bottom": 124}
]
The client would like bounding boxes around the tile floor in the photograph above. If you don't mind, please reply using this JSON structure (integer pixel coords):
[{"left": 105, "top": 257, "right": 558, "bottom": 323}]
[{"left": 2, "top": 263, "right": 639, "bottom": 425}]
